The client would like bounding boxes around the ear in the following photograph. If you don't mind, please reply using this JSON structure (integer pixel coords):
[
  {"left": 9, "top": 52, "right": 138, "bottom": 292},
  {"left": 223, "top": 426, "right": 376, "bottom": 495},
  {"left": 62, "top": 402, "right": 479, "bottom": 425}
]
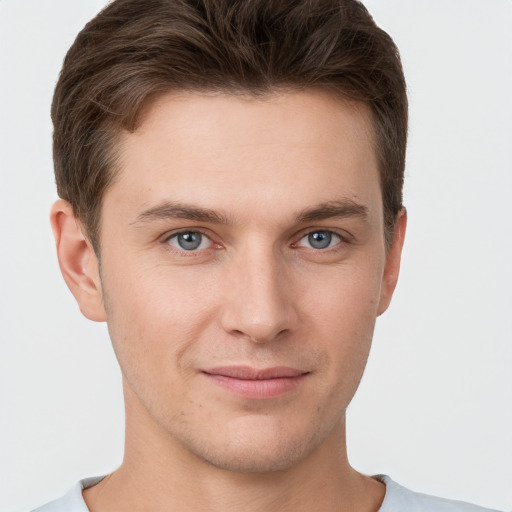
[
  {"left": 50, "top": 199, "right": 107, "bottom": 322},
  {"left": 377, "top": 208, "right": 407, "bottom": 316}
]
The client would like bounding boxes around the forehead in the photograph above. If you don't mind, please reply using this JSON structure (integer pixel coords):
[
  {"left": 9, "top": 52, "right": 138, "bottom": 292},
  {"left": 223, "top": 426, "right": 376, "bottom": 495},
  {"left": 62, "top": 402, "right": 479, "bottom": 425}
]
[{"left": 108, "top": 89, "right": 381, "bottom": 227}]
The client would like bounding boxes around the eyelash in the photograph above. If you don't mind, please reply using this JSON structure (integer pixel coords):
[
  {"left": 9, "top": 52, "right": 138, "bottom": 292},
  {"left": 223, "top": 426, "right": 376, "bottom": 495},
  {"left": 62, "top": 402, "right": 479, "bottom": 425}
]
[
  {"left": 163, "top": 228, "right": 348, "bottom": 255},
  {"left": 164, "top": 230, "right": 217, "bottom": 253}
]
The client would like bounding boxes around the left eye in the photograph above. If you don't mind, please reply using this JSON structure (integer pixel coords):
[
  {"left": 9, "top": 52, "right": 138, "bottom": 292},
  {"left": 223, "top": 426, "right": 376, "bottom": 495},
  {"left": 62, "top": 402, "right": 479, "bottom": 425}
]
[
  {"left": 297, "top": 230, "right": 341, "bottom": 250},
  {"left": 167, "top": 231, "right": 211, "bottom": 251}
]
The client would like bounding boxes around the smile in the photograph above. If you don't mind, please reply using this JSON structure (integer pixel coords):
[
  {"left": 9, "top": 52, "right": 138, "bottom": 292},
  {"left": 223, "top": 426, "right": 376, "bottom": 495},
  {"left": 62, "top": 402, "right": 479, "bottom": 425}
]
[{"left": 202, "top": 366, "right": 310, "bottom": 399}]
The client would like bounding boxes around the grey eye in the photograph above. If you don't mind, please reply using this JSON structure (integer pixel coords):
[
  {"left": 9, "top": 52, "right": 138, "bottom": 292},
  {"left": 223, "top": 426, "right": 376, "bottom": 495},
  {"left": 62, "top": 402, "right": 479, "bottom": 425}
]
[
  {"left": 168, "top": 231, "right": 209, "bottom": 251},
  {"left": 298, "top": 230, "right": 341, "bottom": 250},
  {"left": 308, "top": 231, "right": 332, "bottom": 249}
]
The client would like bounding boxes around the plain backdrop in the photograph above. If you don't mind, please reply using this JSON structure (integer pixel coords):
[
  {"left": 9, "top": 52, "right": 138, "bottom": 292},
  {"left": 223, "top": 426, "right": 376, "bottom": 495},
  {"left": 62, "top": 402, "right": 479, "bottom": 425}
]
[{"left": 1, "top": 1, "right": 511, "bottom": 510}]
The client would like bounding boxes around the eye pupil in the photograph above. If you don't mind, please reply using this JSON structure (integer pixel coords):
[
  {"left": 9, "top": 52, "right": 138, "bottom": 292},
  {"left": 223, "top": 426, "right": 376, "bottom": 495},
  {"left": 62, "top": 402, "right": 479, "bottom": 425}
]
[
  {"left": 308, "top": 231, "right": 332, "bottom": 249},
  {"left": 178, "top": 232, "right": 202, "bottom": 250}
]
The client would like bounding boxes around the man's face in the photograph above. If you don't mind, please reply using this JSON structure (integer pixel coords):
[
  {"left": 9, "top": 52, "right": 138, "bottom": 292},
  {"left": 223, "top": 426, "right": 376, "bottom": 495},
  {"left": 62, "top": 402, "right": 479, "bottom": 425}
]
[{"left": 93, "top": 90, "right": 402, "bottom": 472}]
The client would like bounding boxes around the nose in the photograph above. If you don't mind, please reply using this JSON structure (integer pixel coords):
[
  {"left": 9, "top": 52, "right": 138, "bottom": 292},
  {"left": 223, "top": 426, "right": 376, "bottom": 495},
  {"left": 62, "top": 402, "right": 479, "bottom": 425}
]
[{"left": 220, "top": 245, "right": 299, "bottom": 343}]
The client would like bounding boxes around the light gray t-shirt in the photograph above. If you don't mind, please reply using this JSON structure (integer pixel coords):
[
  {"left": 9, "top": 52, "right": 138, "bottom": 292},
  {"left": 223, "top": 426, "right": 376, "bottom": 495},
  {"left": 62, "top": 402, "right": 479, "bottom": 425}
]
[{"left": 31, "top": 475, "right": 502, "bottom": 512}]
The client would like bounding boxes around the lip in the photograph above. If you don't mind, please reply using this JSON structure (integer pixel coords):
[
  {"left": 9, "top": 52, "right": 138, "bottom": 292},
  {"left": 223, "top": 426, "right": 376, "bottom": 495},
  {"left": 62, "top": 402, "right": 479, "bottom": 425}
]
[{"left": 202, "top": 366, "right": 309, "bottom": 399}]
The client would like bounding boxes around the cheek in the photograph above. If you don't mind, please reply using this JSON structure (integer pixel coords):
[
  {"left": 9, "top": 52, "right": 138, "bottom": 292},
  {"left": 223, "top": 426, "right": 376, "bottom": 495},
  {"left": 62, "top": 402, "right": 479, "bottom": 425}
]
[
  {"left": 301, "top": 257, "right": 383, "bottom": 329},
  {"left": 299, "top": 261, "right": 383, "bottom": 381},
  {"left": 100, "top": 260, "right": 218, "bottom": 387}
]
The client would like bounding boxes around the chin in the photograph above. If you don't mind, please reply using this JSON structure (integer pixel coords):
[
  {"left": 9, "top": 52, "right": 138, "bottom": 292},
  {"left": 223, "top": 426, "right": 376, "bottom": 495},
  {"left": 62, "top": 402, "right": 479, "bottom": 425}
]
[
  {"left": 178, "top": 416, "right": 332, "bottom": 474},
  {"left": 191, "top": 440, "right": 313, "bottom": 474}
]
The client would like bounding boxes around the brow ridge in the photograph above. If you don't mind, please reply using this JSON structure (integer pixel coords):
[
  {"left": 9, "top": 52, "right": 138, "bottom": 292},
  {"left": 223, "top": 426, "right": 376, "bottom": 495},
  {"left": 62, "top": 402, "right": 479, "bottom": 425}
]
[
  {"left": 132, "top": 198, "right": 369, "bottom": 226},
  {"left": 295, "top": 200, "right": 369, "bottom": 223},
  {"left": 133, "top": 201, "right": 231, "bottom": 225}
]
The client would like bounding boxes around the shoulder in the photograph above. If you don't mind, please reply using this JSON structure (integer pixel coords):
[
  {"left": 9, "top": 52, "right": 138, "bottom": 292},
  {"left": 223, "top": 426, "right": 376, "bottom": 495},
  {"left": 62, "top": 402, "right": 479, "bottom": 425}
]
[
  {"left": 376, "top": 475, "right": 503, "bottom": 512},
  {"left": 29, "top": 476, "right": 104, "bottom": 512}
]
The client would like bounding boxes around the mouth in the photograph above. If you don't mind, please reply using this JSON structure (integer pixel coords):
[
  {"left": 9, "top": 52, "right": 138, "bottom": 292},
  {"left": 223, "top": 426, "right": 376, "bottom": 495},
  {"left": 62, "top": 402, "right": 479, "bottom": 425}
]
[{"left": 202, "top": 366, "right": 310, "bottom": 399}]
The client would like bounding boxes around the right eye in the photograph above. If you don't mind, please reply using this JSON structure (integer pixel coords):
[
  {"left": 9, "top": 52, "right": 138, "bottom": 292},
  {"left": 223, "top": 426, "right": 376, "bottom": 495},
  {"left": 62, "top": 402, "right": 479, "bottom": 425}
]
[{"left": 166, "top": 231, "right": 212, "bottom": 251}]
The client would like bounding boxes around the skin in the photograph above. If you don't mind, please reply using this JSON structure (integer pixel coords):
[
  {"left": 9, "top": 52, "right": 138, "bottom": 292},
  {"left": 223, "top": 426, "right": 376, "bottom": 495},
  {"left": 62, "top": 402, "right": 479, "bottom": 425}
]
[{"left": 51, "top": 90, "right": 406, "bottom": 512}]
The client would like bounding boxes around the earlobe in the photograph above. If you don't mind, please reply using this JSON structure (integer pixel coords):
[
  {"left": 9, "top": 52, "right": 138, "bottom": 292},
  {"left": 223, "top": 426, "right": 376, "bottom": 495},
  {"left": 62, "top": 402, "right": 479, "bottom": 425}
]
[
  {"left": 50, "top": 199, "right": 107, "bottom": 322},
  {"left": 377, "top": 208, "right": 407, "bottom": 316}
]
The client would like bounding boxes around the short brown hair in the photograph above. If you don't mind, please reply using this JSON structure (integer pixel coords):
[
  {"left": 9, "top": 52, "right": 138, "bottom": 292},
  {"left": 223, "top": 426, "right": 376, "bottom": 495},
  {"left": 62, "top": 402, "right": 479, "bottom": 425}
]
[{"left": 52, "top": 0, "right": 407, "bottom": 251}]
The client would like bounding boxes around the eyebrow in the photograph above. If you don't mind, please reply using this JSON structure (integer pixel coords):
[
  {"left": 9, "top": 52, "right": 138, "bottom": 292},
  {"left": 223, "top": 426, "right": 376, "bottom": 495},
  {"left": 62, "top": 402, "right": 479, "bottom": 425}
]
[
  {"left": 295, "top": 200, "right": 369, "bottom": 224},
  {"left": 133, "top": 201, "right": 231, "bottom": 225},
  {"left": 132, "top": 198, "right": 369, "bottom": 226}
]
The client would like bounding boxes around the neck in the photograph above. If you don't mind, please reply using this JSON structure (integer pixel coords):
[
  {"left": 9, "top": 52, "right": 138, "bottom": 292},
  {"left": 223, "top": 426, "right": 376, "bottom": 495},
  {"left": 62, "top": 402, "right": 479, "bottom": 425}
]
[{"left": 83, "top": 383, "right": 385, "bottom": 512}]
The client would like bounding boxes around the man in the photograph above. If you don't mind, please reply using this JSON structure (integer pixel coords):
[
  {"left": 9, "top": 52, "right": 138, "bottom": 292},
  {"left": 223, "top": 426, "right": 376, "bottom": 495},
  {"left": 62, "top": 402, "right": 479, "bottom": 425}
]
[{"left": 30, "top": 0, "right": 502, "bottom": 511}]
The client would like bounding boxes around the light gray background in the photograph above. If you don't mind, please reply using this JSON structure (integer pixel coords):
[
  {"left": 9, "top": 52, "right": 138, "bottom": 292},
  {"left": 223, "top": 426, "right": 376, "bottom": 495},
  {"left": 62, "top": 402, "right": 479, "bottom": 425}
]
[{"left": 1, "top": 1, "right": 511, "bottom": 510}]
